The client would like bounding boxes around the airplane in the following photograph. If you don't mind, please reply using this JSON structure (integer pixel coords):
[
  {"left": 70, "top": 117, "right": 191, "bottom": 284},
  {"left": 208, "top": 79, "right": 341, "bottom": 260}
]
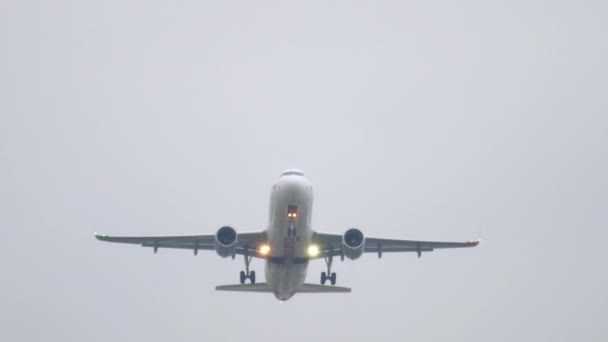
[{"left": 95, "top": 168, "right": 480, "bottom": 301}]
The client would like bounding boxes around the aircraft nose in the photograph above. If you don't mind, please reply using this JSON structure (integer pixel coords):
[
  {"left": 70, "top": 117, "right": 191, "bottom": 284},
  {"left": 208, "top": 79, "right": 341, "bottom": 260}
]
[
  {"left": 280, "top": 168, "right": 305, "bottom": 177},
  {"left": 275, "top": 176, "right": 312, "bottom": 192}
]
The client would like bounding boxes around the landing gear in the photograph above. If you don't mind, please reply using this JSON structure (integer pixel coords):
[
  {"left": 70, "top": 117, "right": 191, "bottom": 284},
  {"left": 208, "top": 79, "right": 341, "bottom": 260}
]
[
  {"left": 321, "top": 255, "right": 337, "bottom": 285},
  {"left": 240, "top": 253, "right": 256, "bottom": 284},
  {"left": 321, "top": 271, "right": 337, "bottom": 285}
]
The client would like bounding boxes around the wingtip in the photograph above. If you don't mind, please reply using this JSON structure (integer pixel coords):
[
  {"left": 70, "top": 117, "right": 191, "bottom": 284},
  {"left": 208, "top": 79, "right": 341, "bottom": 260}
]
[
  {"left": 468, "top": 238, "right": 481, "bottom": 246},
  {"left": 94, "top": 232, "right": 108, "bottom": 240}
]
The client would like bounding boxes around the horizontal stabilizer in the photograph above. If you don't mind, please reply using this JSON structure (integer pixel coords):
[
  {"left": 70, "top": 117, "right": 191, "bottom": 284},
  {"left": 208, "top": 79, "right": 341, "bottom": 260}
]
[
  {"left": 297, "top": 283, "right": 351, "bottom": 293},
  {"left": 215, "top": 283, "right": 351, "bottom": 293},
  {"left": 215, "top": 283, "right": 273, "bottom": 292}
]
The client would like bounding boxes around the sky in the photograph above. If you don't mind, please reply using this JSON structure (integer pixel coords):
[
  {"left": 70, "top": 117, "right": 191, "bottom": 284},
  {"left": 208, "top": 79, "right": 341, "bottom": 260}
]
[{"left": 1, "top": 0, "right": 607, "bottom": 341}]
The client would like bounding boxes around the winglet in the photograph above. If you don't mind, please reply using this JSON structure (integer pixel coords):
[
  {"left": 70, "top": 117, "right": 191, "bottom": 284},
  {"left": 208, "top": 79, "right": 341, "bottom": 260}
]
[
  {"left": 467, "top": 238, "right": 481, "bottom": 246},
  {"left": 94, "top": 232, "right": 109, "bottom": 240}
]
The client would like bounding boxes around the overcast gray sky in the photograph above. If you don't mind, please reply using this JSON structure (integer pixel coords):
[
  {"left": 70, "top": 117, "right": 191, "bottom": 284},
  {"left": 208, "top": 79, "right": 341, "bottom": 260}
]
[{"left": 1, "top": 1, "right": 607, "bottom": 341}]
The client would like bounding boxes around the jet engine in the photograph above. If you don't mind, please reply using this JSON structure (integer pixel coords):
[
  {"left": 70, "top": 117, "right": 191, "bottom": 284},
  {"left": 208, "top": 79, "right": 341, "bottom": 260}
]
[
  {"left": 342, "top": 228, "right": 365, "bottom": 260},
  {"left": 215, "top": 226, "right": 238, "bottom": 258}
]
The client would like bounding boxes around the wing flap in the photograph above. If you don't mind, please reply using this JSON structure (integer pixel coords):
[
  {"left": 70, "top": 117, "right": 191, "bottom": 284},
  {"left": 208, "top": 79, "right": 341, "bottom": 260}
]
[
  {"left": 364, "top": 246, "right": 434, "bottom": 253},
  {"left": 366, "top": 237, "right": 480, "bottom": 249},
  {"left": 94, "top": 232, "right": 215, "bottom": 244}
]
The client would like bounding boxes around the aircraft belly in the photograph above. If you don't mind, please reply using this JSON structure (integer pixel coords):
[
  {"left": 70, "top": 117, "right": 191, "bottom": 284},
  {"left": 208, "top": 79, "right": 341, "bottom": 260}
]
[
  {"left": 265, "top": 174, "right": 313, "bottom": 300},
  {"left": 265, "top": 228, "right": 310, "bottom": 300},
  {"left": 265, "top": 262, "right": 307, "bottom": 300}
]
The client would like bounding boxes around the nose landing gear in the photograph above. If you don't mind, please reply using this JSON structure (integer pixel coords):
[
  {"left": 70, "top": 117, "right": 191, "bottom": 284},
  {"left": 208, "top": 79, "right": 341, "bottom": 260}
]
[{"left": 321, "top": 254, "right": 337, "bottom": 285}]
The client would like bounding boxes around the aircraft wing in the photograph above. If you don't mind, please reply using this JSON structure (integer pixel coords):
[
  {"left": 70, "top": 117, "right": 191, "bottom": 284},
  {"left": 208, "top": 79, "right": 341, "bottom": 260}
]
[
  {"left": 312, "top": 232, "right": 480, "bottom": 259},
  {"left": 94, "top": 231, "right": 268, "bottom": 258}
]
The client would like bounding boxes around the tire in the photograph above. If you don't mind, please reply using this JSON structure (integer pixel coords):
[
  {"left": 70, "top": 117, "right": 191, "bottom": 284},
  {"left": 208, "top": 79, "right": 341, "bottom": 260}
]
[
  {"left": 330, "top": 272, "right": 336, "bottom": 285},
  {"left": 250, "top": 271, "right": 256, "bottom": 284},
  {"left": 240, "top": 271, "right": 246, "bottom": 284},
  {"left": 321, "top": 272, "right": 327, "bottom": 285}
]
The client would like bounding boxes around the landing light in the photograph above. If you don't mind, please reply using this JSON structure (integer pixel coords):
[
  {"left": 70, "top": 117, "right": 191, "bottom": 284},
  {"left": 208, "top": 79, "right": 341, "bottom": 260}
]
[
  {"left": 308, "top": 245, "right": 320, "bottom": 257},
  {"left": 259, "top": 244, "right": 271, "bottom": 255}
]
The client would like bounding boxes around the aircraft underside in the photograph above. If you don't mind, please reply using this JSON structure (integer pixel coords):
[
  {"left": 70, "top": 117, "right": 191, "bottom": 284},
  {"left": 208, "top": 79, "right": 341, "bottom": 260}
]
[{"left": 94, "top": 169, "right": 479, "bottom": 301}]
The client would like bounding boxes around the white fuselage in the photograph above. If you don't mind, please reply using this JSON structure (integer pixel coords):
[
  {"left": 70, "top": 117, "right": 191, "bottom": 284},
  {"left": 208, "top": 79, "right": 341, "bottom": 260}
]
[{"left": 264, "top": 172, "right": 314, "bottom": 301}]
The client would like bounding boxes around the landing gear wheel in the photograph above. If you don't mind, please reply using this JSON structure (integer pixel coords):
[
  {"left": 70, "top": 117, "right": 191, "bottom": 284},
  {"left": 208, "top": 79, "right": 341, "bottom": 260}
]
[
  {"left": 239, "top": 251, "right": 255, "bottom": 284},
  {"left": 323, "top": 255, "right": 337, "bottom": 285}
]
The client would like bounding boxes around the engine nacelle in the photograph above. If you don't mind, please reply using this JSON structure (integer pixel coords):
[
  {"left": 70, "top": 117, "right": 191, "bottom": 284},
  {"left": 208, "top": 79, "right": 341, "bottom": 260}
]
[
  {"left": 215, "top": 226, "right": 238, "bottom": 258},
  {"left": 342, "top": 228, "right": 365, "bottom": 260}
]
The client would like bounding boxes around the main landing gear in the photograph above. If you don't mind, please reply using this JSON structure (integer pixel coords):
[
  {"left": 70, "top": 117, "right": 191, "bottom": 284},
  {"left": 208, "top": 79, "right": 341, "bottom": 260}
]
[
  {"left": 321, "top": 255, "right": 337, "bottom": 285},
  {"left": 240, "top": 254, "right": 256, "bottom": 284}
]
